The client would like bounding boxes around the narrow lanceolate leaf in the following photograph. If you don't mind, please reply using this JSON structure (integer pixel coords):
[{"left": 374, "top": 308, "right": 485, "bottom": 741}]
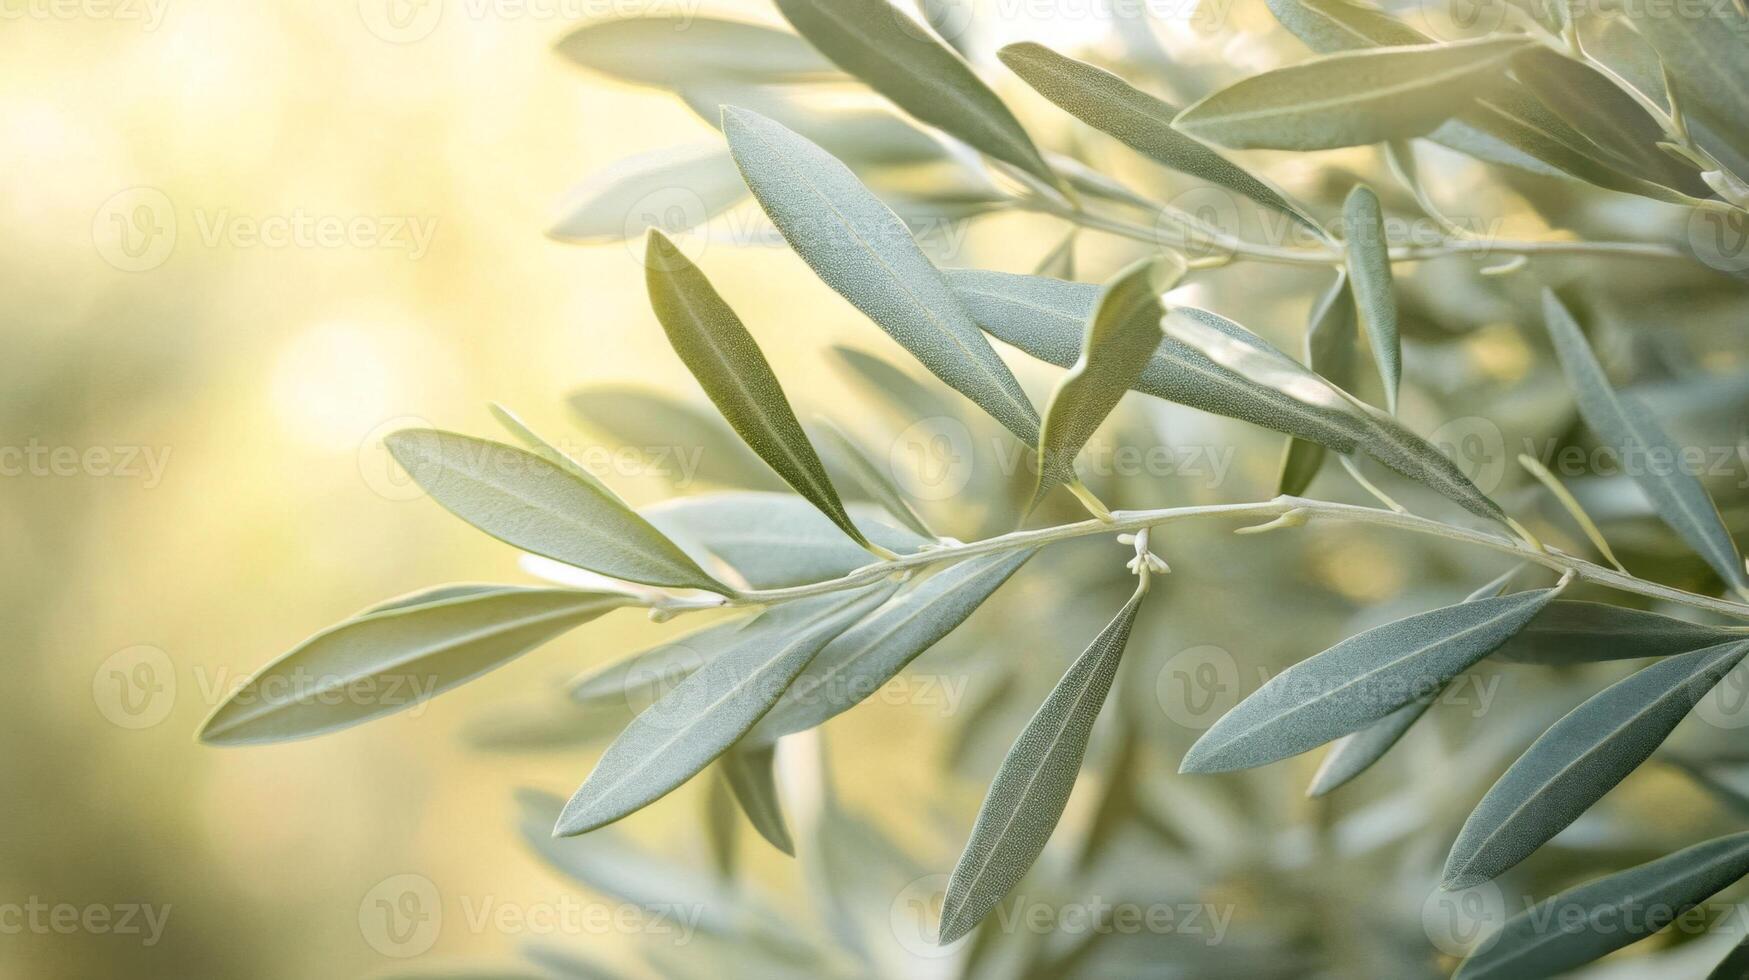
[
  {"left": 946, "top": 269, "right": 1367, "bottom": 456},
  {"left": 1035, "top": 255, "right": 1185, "bottom": 500},
  {"left": 997, "top": 42, "right": 1323, "bottom": 235},
  {"left": 554, "top": 16, "right": 840, "bottom": 89},
  {"left": 1181, "top": 585, "right": 1565, "bottom": 773},
  {"left": 548, "top": 143, "right": 747, "bottom": 243},
  {"left": 386, "top": 430, "right": 724, "bottom": 592},
  {"left": 812, "top": 416, "right": 935, "bottom": 540},
  {"left": 751, "top": 549, "right": 1036, "bottom": 741},
  {"left": 1279, "top": 272, "right": 1358, "bottom": 496},
  {"left": 1341, "top": 185, "right": 1399, "bottom": 413},
  {"left": 1495, "top": 601, "right": 1743, "bottom": 665},
  {"left": 646, "top": 230, "right": 871, "bottom": 551},
  {"left": 1455, "top": 831, "right": 1749, "bottom": 980},
  {"left": 199, "top": 588, "right": 631, "bottom": 745},
  {"left": 1445, "top": 639, "right": 1749, "bottom": 888},
  {"left": 1608, "top": 0, "right": 1749, "bottom": 164},
  {"left": 1544, "top": 291, "right": 1749, "bottom": 594},
  {"left": 1709, "top": 934, "right": 1749, "bottom": 979},
  {"left": 719, "top": 742, "right": 794, "bottom": 856},
  {"left": 1174, "top": 38, "right": 1534, "bottom": 151},
  {"left": 567, "top": 384, "right": 783, "bottom": 492},
  {"left": 772, "top": 0, "right": 1059, "bottom": 190},
  {"left": 567, "top": 617, "right": 749, "bottom": 709},
  {"left": 555, "top": 585, "right": 895, "bottom": 835},
  {"left": 643, "top": 492, "right": 927, "bottom": 590},
  {"left": 489, "top": 402, "right": 624, "bottom": 505},
  {"left": 938, "top": 588, "right": 1145, "bottom": 944},
  {"left": 724, "top": 108, "right": 1040, "bottom": 443}
]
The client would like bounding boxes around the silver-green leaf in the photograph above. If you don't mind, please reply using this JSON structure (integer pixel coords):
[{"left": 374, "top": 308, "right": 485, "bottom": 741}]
[
  {"left": 719, "top": 742, "right": 795, "bottom": 856},
  {"left": 1035, "top": 255, "right": 1185, "bottom": 500},
  {"left": 811, "top": 416, "right": 935, "bottom": 540},
  {"left": 1495, "top": 600, "right": 1743, "bottom": 665},
  {"left": 1279, "top": 271, "right": 1358, "bottom": 496},
  {"left": 1444, "top": 638, "right": 1749, "bottom": 888},
  {"left": 1543, "top": 290, "right": 1749, "bottom": 594},
  {"left": 555, "top": 584, "right": 895, "bottom": 835},
  {"left": 1175, "top": 38, "right": 1535, "bottom": 151},
  {"left": 385, "top": 429, "right": 724, "bottom": 592},
  {"left": 554, "top": 16, "right": 840, "bottom": 89},
  {"left": 642, "top": 492, "right": 927, "bottom": 590},
  {"left": 937, "top": 587, "right": 1144, "bottom": 944},
  {"left": 1341, "top": 185, "right": 1399, "bottom": 413},
  {"left": 200, "top": 587, "right": 631, "bottom": 745},
  {"left": 646, "top": 230, "right": 873, "bottom": 551},
  {"left": 724, "top": 107, "right": 1041, "bottom": 444},
  {"left": 1181, "top": 584, "right": 1566, "bottom": 773},
  {"left": 1454, "top": 831, "right": 1749, "bottom": 979}
]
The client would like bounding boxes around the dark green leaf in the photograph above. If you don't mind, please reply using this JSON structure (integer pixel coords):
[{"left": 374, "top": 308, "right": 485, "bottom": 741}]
[
  {"left": 1496, "top": 600, "right": 1743, "bottom": 665},
  {"left": 938, "top": 588, "right": 1145, "bottom": 943},
  {"left": 724, "top": 108, "right": 1041, "bottom": 443},
  {"left": 1444, "top": 638, "right": 1749, "bottom": 888},
  {"left": 200, "top": 587, "right": 630, "bottom": 745},
  {"left": 385, "top": 430, "right": 724, "bottom": 592}
]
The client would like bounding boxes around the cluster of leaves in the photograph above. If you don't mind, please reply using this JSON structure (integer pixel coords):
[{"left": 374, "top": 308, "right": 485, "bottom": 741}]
[{"left": 207, "top": 0, "right": 1749, "bottom": 976}]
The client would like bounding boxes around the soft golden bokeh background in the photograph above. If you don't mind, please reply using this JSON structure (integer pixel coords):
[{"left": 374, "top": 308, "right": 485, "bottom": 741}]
[{"left": 9, "top": 1, "right": 1749, "bottom": 977}]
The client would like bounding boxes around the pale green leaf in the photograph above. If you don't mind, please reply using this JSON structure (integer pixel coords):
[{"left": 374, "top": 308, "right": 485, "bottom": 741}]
[
  {"left": 1496, "top": 600, "right": 1743, "bottom": 665},
  {"left": 937, "top": 588, "right": 1145, "bottom": 944},
  {"left": 998, "top": 41, "right": 1324, "bottom": 234},
  {"left": 554, "top": 16, "right": 839, "bottom": 88},
  {"left": 642, "top": 492, "right": 927, "bottom": 589},
  {"left": 385, "top": 430, "right": 724, "bottom": 592},
  {"left": 555, "top": 585, "right": 896, "bottom": 835},
  {"left": 489, "top": 402, "right": 625, "bottom": 506},
  {"left": 811, "top": 416, "right": 936, "bottom": 540},
  {"left": 1341, "top": 185, "right": 1400, "bottom": 412},
  {"left": 1454, "top": 831, "right": 1749, "bottom": 979},
  {"left": 1175, "top": 38, "right": 1534, "bottom": 151},
  {"left": 1036, "top": 255, "right": 1185, "bottom": 499},
  {"left": 646, "top": 230, "right": 872, "bottom": 551},
  {"left": 567, "top": 384, "right": 783, "bottom": 492},
  {"left": 1181, "top": 585, "right": 1565, "bottom": 773},
  {"left": 1610, "top": 0, "right": 1749, "bottom": 164},
  {"left": 1279, "top": 271, "right": 1358, "bottom": 496},
  {"left": 772, "top": 0, "right": 1059, "bottom": 190},
  {"left": 547, "top": 142, "right": 747, "bottom": 244},
  {"left": 723, "top": 108, "right": 1041, "bottom": 443},
  {"left": 750, "top": 548, "right": 1035, "bottom": 741},
  {"left": 1543, "top": 291, "right": 1749, "bottom": 593},
  {"left": 719, "top": 742, "right": 795, "bottom": 856},
  {"left": 199, "top": 587, "right": 631, "bottom": 745},
  {"left": 360, "top": 583, "right": 507, "bottom": 616},
  {"left": 1444, "top": 638, "right": 1749, "bottom": 888},
  {"left": 702, "top": 768, "right": 739, "bottom": 879}
]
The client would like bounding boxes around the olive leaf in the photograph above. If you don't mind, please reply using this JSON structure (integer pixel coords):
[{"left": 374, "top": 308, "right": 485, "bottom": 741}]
[
  {"left": 723, "top": 107, "right": 1042, "bottom": 444},
  {"left": 554, "top": 16, "right": 840, "bottom": 89},
  {"left": 1444, "top": 638, "right": 1749, "bottom": 888},
  {"left": 568, "top": 384, "right": 784, "bottom": 492},
  {"left": 1035, "top": 254, "right": 1185, "bottom": 501},
  {"left": 1279, "top": 271, "right": 1358, "bottom": 496},
  {"left": 1181, "top": 584, "right": 1566, "bottom": 774},
  {"left": 646, "top": 230, "right": 875, "bottom": 552},
  {"left": 642, "top": 492, "right": 927, "bottom": 590},
  {"left": 997, "top": 41, "right": 1324, "bottom": 235},
  {"left": 1608, "top": 0, "right": 1749, "bottom": 165},
  {"left": 547, "top": 142, "right": 747, "bottom": 243},
  {"left": 1495, "top": 601, "right": 1744, "bottom": 665},
  {"left": 811, "top": 416, "right": 936, "bottom": 540},
  {"left": 567, "top": 617, "right": 750, "bottom": 708},
  {"left": 1340, "top": 185, "right": 1399, "bottom": 413},
  {"left": 1174, "top": 38, "right": 1535, "bottom": 151},
  {"left": 719, "top": 742, "right": 795, "bottom": 856},
  {"left": 488, "top": 401, "right": 624, "bottom": 505},
  {"left": 937, "top": 586, "right": 1145, "bottom": 944},
  {"left": 1543, "top": 290, "right": 1749, "bottom": 595},
  {"left": 772, "top": 0, "right": 1060, "bottom": 191},
  {"left": 199, "top": 587, "right": 632, "bottom": 745},
  {"left": 750, "top": 548, "right": 1036, "bottom": 741},
  {"left": 385, "top": 429, "right": 725, "bottom": 592},
  {"left": 1454, "top": 831, "right": 1749, "bottom": 979},
  {"left": 555, "top": 584, "right": 896, "bottom": 835}
]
